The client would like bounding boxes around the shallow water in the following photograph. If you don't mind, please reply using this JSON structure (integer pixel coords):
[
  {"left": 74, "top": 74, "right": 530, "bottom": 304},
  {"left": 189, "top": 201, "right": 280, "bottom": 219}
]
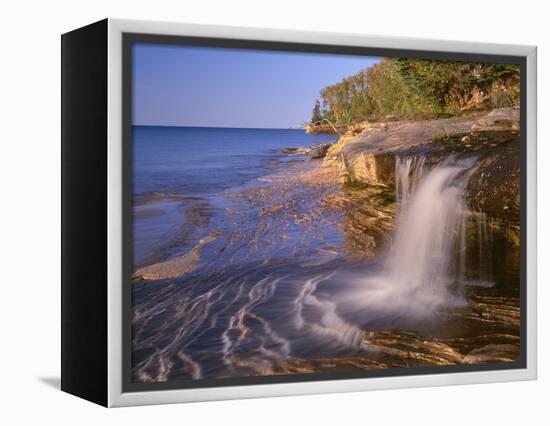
[
  {"left": 133, "top": 126, "right": 332, "bottom": 265},
  {"left": 131, "top": 127, "right": 520, "bottom": 382}
]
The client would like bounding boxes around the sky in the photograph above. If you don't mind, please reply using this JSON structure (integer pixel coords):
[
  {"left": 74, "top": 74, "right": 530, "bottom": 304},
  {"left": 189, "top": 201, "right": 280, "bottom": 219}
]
[{"left": 133, "top": 43, "right": 380, "bottom": 128}]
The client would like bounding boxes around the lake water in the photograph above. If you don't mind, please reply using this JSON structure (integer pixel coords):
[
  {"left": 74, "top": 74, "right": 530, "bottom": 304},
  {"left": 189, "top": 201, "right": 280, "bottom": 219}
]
[
  {"left": 133, "top": 126, "right": 332, "bottom": 265},
  {"left": 134, "top": 126, "right": 331, "bottom": 196},
  {"left": 131, "top": 126, "right": 520, "bottom": 383}
]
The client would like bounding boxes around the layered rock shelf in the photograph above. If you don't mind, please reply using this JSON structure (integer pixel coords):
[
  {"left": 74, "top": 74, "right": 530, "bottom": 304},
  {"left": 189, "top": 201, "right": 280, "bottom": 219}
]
[{"left": 324, "top": 108, "right": 520, "bottom": 236}]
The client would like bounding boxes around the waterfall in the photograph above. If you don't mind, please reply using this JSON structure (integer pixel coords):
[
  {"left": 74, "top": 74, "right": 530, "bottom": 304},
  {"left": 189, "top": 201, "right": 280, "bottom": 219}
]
[
  {"left": 337, "top": 156, "right": 482, "bottom": 321},
  {"left": 390, "top": 156, "right": 476, "bottom": 300},
  {"left": 472, "top": 209, "right": 494, "bottom": 285},
  {"left": 395, "top": 156, "right": 426, "bottom": 208}
]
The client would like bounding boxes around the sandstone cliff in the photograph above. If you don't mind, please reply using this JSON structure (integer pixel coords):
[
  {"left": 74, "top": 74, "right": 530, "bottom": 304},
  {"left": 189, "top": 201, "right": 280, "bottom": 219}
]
[{"left": 324, "top": 108, "right": 521, "bottom": 237}]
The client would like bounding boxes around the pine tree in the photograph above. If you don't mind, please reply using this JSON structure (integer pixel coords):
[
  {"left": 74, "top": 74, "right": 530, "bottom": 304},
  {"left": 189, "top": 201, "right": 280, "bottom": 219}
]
[{"left": 311, "top": 99, "right": 323, "bottom": 123}]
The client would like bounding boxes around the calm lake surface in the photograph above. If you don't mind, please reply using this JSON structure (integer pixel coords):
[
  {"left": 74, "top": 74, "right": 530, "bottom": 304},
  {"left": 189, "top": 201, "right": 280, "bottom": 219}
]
[
  {"left": 134, "top": 126, "right": 330, "bottom": 196},
  {"left": 133, "top": 126, "right": 331, "bottom": 265}
]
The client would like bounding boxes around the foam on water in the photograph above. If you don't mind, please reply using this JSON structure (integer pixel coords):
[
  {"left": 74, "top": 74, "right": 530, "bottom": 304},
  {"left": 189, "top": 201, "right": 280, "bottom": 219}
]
[
  {"left": 132, "top": 154, "right": 501, "bottom": 380},
  {"left": 334, "top": 156, "right": 481, "bottom": 323}
]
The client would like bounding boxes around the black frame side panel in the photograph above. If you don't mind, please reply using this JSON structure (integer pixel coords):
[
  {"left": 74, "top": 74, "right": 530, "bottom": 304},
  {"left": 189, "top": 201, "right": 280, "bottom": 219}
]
[{"left": 61, "top": 18, "right": 108, "bottom": 407}]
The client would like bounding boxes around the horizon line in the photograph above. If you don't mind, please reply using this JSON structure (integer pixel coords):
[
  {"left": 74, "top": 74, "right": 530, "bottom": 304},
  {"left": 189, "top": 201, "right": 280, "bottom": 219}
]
[{"left": 132, "top": 124, "right": 306, "bottom": 131}]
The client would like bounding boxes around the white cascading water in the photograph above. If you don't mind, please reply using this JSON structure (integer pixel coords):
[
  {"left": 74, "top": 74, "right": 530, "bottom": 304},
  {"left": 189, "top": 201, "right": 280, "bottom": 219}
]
[
  {"left": 395, "top": 156, "right": 426, "bottom": 209},
  {"left": 286, "top": 156, "right": 496, "bottom": 356},
  {"left": 336, "top": 156, "right": 480, "bottom": 322},
  {"left": 389, "top": 157, "right": 475, "bottom": 303},
  {"left": 132, "top": 153, "right": 499, "bottom": 379},
  {"left": 472, "top": 209, "right": 494, "bottom": 285}
]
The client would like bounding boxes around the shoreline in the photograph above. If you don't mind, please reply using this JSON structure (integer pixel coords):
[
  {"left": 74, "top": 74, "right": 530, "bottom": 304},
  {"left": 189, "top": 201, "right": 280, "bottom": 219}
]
[
  {"left": 132, "top": 108, "right": 521, "bottom": 281},
  {"left": 131, "top": 112, "right": 521, "bottom": 381}
]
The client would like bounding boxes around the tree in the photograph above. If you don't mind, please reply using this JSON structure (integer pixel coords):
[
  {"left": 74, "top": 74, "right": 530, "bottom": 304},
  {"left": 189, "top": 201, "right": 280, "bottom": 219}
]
[
  {"left": 311, "top": 99, "right": 323, "bottom": 123},
  {"left": 311, "top": 58, "right": 519, "bottom": 124}
]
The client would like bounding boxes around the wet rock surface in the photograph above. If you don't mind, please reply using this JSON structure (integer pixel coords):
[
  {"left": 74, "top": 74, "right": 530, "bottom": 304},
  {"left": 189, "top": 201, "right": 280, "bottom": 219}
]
[
  {"left": 308, "top": 143, "right": 333, "bottom": 159},
  {"left": 279, "top": 142, "right": 334, "bottom": 159},
  {"left": 131, "top": 111, "right": 521, "bottom": 381},
  {"left": 132, "top": 156, "right": 521, "bottom": 381},
  {"left": 275, "top": 294, "right": 520, "bottom": 373},
  {"left": 133, "top": 232, "right": 222, "bottom": 280}
]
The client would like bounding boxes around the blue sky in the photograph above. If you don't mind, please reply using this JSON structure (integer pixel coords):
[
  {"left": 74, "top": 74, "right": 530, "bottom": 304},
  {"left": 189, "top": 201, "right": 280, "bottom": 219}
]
[{"left": 133, "top": 43, "right": 379, "bottom": 128}]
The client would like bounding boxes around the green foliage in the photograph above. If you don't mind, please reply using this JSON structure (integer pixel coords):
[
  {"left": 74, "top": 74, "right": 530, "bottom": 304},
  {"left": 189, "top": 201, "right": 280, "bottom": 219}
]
[
  {"left": 312, "top": 58, "right": 520, "bottom": 125},
  {"left": 319, "top": 70, "right": 370, "bottom": 125},
  {"left": 377, "top": 190, "right": 396, "bottom": 205},
  {"left": 343, "top": 179, "right": 370, "bottom": 190},
  {"left": 430, "top": 130, "right": 457, "bottom": 144},
  {"left": 311, "top": 99, "right": 323, "bottom": 123}
]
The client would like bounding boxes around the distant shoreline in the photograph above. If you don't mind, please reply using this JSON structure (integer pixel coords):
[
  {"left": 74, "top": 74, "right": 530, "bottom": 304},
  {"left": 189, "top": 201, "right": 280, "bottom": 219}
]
[{"left": 132, "top": 124, "right": 307, "bottom": 131}]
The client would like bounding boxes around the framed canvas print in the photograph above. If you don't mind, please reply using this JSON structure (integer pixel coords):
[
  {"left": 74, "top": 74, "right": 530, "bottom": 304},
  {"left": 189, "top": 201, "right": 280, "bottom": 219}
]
[{"left": 61, "top": 18, "right": 537, "bottom": 407}]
